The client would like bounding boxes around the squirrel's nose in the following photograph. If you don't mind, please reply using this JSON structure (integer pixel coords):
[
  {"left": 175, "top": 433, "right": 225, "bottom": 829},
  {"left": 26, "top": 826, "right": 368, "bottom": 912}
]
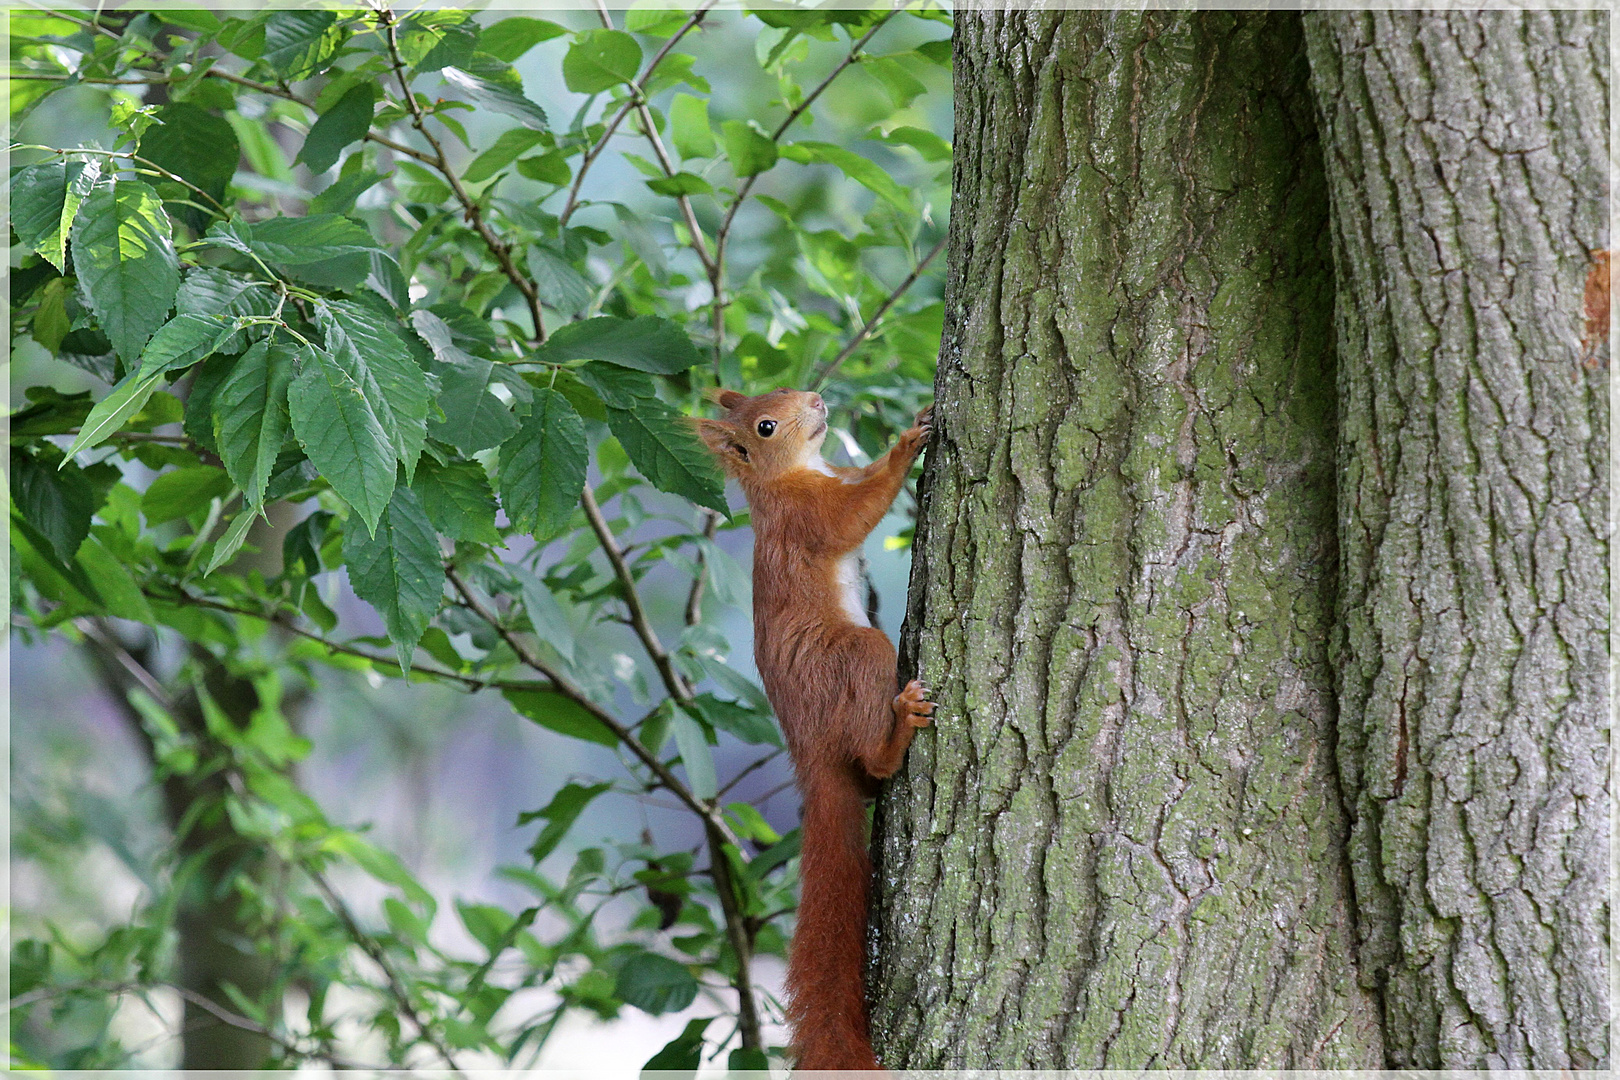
[{"left": 808, "top": 393, "right": 825, "bottom": 410}]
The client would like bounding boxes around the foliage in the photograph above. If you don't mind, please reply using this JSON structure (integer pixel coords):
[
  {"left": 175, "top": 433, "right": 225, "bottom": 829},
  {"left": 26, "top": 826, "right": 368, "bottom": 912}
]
[{"left": 8, "top": 4, "right": 947, "bottom": 1070}]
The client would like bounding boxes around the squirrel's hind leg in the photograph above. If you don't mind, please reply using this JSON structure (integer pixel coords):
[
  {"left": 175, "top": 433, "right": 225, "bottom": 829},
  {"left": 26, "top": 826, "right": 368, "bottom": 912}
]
[{"left": 835, "top": 627, "right": 934, "bottom": 780}]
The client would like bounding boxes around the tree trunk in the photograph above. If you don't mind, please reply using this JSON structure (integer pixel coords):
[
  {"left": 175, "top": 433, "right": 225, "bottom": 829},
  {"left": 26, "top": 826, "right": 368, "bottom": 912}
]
[
  {"left": 870, "top": 11, "right": 1383, "bottom": 1067},
  {"left": 1304, "top": 12, "right": 1610, "bottom": 1068}
]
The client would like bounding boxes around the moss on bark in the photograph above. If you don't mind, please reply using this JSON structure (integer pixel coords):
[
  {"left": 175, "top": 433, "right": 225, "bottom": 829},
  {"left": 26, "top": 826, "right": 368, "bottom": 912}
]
[{"left": 870, "top": 11, "right": 1384, "bottom": 1068}]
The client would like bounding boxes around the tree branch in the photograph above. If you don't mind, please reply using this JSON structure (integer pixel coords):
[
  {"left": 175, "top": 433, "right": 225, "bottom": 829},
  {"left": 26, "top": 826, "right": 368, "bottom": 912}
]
[{"left": 809, "top": 230, "right": 947, "bottom": 389}]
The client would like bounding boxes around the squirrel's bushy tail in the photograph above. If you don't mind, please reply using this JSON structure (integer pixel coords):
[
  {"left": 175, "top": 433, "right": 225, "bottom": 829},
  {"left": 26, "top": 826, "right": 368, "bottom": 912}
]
[{"left": 787, "top": 764, "right": 882, "bottom": 1071}]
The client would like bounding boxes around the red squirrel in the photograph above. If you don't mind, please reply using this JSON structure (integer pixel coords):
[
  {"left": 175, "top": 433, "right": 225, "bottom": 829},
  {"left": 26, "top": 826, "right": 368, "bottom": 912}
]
[{"left": 697, "top": 387, "right": 934, "bottom": 1071}]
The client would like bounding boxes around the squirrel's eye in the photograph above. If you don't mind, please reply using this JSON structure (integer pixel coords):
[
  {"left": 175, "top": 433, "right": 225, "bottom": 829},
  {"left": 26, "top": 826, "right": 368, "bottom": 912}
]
[{"left": 756, "top": 419, "right": 777, "bottom": 438}]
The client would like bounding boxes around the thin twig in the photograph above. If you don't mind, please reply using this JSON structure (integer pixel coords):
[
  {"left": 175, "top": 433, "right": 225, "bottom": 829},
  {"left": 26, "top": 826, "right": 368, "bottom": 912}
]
[
  {"left": 580, "top": 486, "right": 692, "bottom": 703},
  {"left": 307, "top": 869, "right": 464, "bottom": 1073},
  {"left": 558, "top": 0, "right": 718, "bottom": 229},
  {"left": 709, "top": 11, "right": 897, "bottom": 367},
  {"left": 375, "top": 6, "right": 548, "bottom": 343},
  {"left": 684, "top": 510, "right": 722, "bottom": 625},
  {"left": 587, "top": 0, "right": 716, "bottom": 278},
  {"left": 809, "top": 230, "right": 948, "bottom": 389},
  {"left": 716, "top": 748, "right": 784, "bottom": 799}
]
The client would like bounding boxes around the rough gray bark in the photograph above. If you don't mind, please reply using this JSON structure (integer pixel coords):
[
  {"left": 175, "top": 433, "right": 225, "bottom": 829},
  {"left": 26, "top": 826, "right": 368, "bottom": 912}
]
[
  {"left": 870, "top": 11, "right": 1383, "bottom": 1067},
  {"left": 1305, "top": 12, "right": 1610, "bottom": 1068}
]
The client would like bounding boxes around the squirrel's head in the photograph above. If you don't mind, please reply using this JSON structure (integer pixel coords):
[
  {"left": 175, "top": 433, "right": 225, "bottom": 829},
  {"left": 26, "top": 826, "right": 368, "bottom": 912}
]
[{"left": 696, "top": 387, "right": 829, "bottom": 482}]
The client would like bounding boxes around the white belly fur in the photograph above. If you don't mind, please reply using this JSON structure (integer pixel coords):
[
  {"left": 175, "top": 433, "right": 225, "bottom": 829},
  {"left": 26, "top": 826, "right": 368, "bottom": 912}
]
[{"left": 836, "top": 552, "right": 869, "bottom": 627}]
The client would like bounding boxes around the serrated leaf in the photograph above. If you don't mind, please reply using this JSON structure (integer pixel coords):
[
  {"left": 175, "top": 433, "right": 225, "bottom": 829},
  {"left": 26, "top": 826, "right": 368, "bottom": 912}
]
[
  {"left": 503, "top": 688, "right": 618, "bottom": 748},
  {"left": 12, "top": 158, "right": 101, "bottom": 271},
  {"left": 288, "top": 345, "right": 396, "bottom": 536},
  {"left": 669, "top": 93, "right": 715, "bottom": 159},
  {"left": 722, "top": 120, "right": 778, "bottom": 178},
  {"left": 563, "top": 29, "right": 641, "bottom": 94},
  {"left": 64, "top": 368, "right": 167, "bottom": 459},
  {"left": 143, "top": 464, "right": 233, "bottom": 524},
  {"left": 517, "top": 780, "right": 611, "bottom": 862},
  {"left": 71, "top": 180, "right": 180, "bottom": 364},
  {"left": 601, "top": 396, "right": 726, "bottom": 513},
  {"left": 498, "top": 387, "right": 585, "bottom": 538},
  {"left": 212, "top": 340, "right": 295, "bottom": 507},
  {"left": 262, "top": 10, "right": 344, "bottom": 80},
  {"left": 426, "top": 349, "right": 520, "bottom": 455},
  {"left": 212, "top": 214, "right": 379, "bottom": 289},
  {"left": 412, "top": 20, "right": 478, "bottom": 73},
  {"left": 314, "top": 299, "right": 435, "bottom": 480},
  {"left": 297, "top": 82, "right": 375, "bottom": 174},
  {"left": 614, "top": 951, "right": 698, "bottom": 1016},
  {"left": 534, "top": 316, "right": 701, "bottom": 375},
  {"left": 136, "top": 312, "right": 236, "bottom": 377},
  {"left": 410, "top": 457, "right": 500, "bottom": 544},
  {"left": 175, "top": 268, "right": 276, "bottom": 353},
  {"left": 341, "top": 485, "right": 444, "bottom": 669},
  {"left": 463, "top": 127, "right": 547, "bottom": 184},
  {"left": 202, "top": 505, "right": 258, "bottom": 576},
  {"left": 11, "top": 448, "right": 95, "bottom": 561},
  {"left": 642, "top": 1018, "right": 711, "bottom": 1070},
  {"left": 645, "top": 171, "right": 712, "bottom": 197},
  {"left": 527, "top": 245, "right": 593, "bottom": 315},
  {"left": 479, "top": 16, "right": 566, "bottom": 62},
  {"left": 139, "top": 102, "right": 237, "bottom": 227},
  {"left": 441, "top": 54, "right": 548, "bottom": 131}
]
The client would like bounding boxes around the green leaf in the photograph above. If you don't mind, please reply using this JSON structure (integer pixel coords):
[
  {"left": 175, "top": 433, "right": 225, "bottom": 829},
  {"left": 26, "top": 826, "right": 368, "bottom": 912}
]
[
  {"left": 781, "top": 140, "right": 910, "bottom": 212},
  {"left": 212, "top": 340, "right": 296, "bottom": 507},
  {"left": 518, "top": 780, "right": 612, "bottom": 862},
  {"left": 288, "top": 345, "right": 397, "bottom": 536},
  {"left": 143, "top": 465, "right": 233, "bottom": 524},
  {"left": 202, "top": 504, "right": 259, "bottom": 576},
  {"left": 214, "top": 214, "right": 379, "bottom": 289},
  {"left": 688, "top": 693, "right": 780, "bottom": 747},
  {"left": 625, "top": 2, "right": 690, "bottom": 38},
  {"left": 325, "top": 832, "right": 435, "bottom": 912},
  {"left": 514, "top": 151, "right": 571, "bottom": 186},
  {"left": 722, "top": 120, "right": 778, "bottom": 178},
  {"left": 441, "top": 54, "right": 548, "bottom": 131},
  {"left": 871, "top": 123, "right": 951, "bottom": 162},
  {"left": 12, "top": 157, "right": 101, "bottom": 271},
  {"left": 615, "top": 951, "right": 699, "bottom": 1016},
  {"left": 642, "top": 1017, "right": 712, "bottom": 1070},
  {"left": 645, "top": 171, "right": 712, "bottom": 197},
  {"left": 462, "top": 127, "right": 547, "bottom": 184},
  {"left": 863, "top": 54, "right": 927, "bottom": 109},
  {"left": 64, "top": 368, "right": 166, "bottom": 459},
  {"left": 71, "top": 181, "right": 181, "bottom": 364},
  {"left": 594, "top": 394, "right": 726, "bottom": 514},
  {"left": 78, "top": 534, "right": 155, "bottom": 623},
  {"left": 499, "top": 387, "right": 586, "bottom": 538},
  {"left": 31, "top": 277, "right": 70, "bottom": 352},
  {"left": 527, "top": 245, "right": 594, "bottom": 315},
  {"left": 310, "top": 169, "right": 383, "bottom": 215},
  {"left": 535, "top": 316, "right": 702, "bottom": 375},
  {"left": 297, "top": 82, "right": 376, "bottom": 174},
  {"left": 503, "top": 688, "right": 618, "bottom": 748},
  {"left": 136, "top": 312, "right": 236, "bottom": 377},
  {"left": 479, "top": 17, "right": 566, "bottom": 62},
  {"left": 563, "top": 29, "right": 642, "bottom": 94},
  {"left": 262, "top": 10, "right": 344, "bottom": 80},
  {"left": 314, "top": 299, "right": 436, "bottom": 480},
  {"left": 513, "top": 565, "right": 577, "bottom": 664},
  {"left": 341, "top": 485, "right": 444, "bottom": 669},
  {"left": 668, "top": 93, "right": 715, "bottom": 159},
  {"left": 425, "top": 349, "right": 520, "bottom": 455},
  {"left": 139, "top": 102, "right": 237, "bottom": 225},
  {"left": 412, "top": 20, "right": 478, "bottom": 73},
  {"left": 728, "top": 1047, "right": 770, "bottom": 1071},
  {"left": 411, "top": 457, "right": 500, "bottom": 544},
  {"left": 175, "top": 268, "right": 276, "bottom": 353},
  {"left": 669, "top": 704, "right": 716, "bottom": 799},
  {"left": 11, "top": 448, "right": 95, "bottom": 561}
]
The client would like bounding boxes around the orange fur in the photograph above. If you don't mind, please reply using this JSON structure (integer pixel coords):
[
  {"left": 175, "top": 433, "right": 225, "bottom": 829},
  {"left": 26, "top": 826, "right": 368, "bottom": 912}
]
[{"left": 698, "top": 388, "right": 934, "bottom": 1071}]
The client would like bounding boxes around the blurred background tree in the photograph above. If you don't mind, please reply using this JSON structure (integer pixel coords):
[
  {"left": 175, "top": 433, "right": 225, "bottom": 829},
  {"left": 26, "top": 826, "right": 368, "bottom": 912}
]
[{"left": 8, "top": 4, "right": 949, "bottom": 1069}]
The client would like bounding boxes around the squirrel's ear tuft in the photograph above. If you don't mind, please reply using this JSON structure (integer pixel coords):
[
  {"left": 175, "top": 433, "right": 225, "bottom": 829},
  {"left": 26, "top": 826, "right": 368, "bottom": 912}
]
[
  {"left": 704, "top": 387, "right": 749, "bottom": 411},
  {"left": 696, "top": 418, "right": 751, "bottom": 474}
]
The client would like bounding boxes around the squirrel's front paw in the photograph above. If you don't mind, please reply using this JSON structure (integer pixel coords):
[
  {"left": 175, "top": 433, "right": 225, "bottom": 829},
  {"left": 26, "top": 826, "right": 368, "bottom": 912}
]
[
  {"left": 915, "top": 404, "right": 934, "bottom": 430},
  {"left": 893, "top": 679, "right": 936, "bottom": 729}
]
